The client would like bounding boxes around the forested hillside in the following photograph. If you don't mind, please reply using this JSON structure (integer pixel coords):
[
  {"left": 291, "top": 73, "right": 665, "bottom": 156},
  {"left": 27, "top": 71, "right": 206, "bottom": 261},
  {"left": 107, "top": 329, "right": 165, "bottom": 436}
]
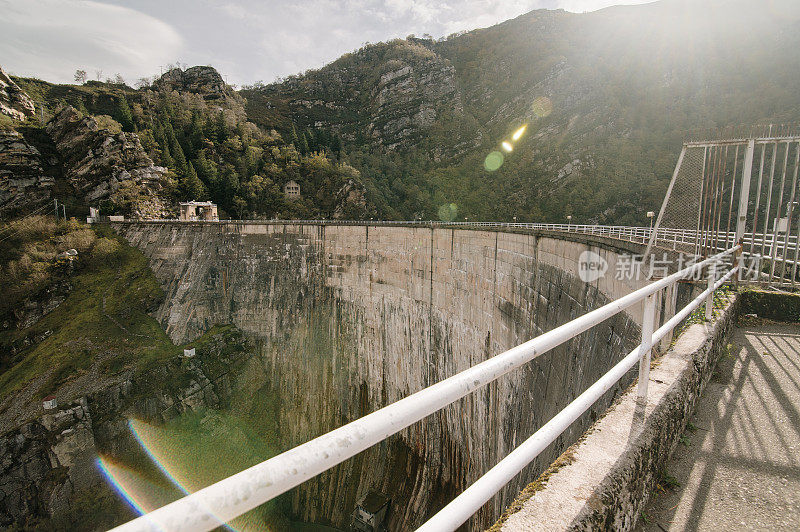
[
  {"left": 4, "top": 0, "right": 800, "bottom": 224},
  {"left": 242, "top": 0, "right": 800, "bottom": 224},
  {"left": 3, "top": 67, "right": 371, "bottom": 220}
]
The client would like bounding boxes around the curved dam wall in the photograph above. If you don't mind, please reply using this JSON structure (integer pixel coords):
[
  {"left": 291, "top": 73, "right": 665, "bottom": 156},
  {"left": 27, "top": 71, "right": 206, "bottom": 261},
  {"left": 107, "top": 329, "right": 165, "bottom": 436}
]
[{"left": 115, "top": 222, "right": 663, "bottom": 530}]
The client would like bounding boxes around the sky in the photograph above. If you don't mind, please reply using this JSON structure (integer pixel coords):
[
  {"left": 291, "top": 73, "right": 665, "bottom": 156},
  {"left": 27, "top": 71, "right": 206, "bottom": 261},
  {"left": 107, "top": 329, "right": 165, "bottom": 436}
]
[{"left": 0, "top": 0, "right": 653, "bottom": 86}]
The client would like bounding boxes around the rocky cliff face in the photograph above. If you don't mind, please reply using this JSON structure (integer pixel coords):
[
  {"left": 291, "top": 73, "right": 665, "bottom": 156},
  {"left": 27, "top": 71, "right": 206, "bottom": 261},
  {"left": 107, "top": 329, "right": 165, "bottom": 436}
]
[
  {"left": 252, "top": 40, "right": 476, "bottom": 155},
  {"left": 0, "top": 327, "right": 253, "bottom": 527},
  {"left": 154, "top": 66, "right": 233, "bottom": 101},
  {"left": 45, "top": 106, "right": 173, "bottom": 218},
  {"left": 153, "top": 66, "right": 246, "bottom": 121},
  {"left": 0, "top": 66, "right": 35, "bottom": 121},
  {"left": 117, "top": 223, "right": 645, "bottom": 530},
  {"left": 0, "top": 130, "right": 54, "bottom": 217},
  {"left": 243, "top": 0, "right": 800, "bottom": 223}
]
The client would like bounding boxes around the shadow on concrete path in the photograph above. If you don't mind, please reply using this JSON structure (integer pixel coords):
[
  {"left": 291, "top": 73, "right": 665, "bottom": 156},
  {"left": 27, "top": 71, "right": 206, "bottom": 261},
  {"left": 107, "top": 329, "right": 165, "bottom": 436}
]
[{"left": 637, "top": 321, "right": 800, "bottom": 531}]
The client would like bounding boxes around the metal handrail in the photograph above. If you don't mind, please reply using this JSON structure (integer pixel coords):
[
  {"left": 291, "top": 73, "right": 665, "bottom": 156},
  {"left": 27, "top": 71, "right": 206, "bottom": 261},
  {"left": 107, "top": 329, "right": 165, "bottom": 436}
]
[
  {"left": 112, "top": 245, "right": 740, "bottom": 532},
  {"left": 113, "top": 217, "right": 788, "bottom": 249}
]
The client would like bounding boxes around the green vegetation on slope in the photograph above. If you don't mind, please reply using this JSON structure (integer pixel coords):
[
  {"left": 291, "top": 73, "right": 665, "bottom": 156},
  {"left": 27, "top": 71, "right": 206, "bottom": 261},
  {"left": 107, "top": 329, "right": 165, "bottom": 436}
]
[
  {"left": 11, "top": 73, "right": 370, "bottom": 221},
  {"left": 242, "top": 0, "right": 800, "bottom": 225},
  {"left": 0, "top": 217, "right": 178, "bottom": 400}
]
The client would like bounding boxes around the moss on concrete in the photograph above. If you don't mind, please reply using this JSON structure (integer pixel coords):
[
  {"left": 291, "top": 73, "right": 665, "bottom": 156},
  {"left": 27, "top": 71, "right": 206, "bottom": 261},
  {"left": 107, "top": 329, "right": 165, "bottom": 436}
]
[{"left": 740, "top": 289, "right": 800, "bottom": 322}]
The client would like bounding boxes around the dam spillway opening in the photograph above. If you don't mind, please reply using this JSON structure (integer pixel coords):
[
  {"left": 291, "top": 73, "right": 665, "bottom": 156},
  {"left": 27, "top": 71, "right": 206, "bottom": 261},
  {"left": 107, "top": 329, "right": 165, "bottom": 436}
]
[{"left": 111, "top": 222, "right": 654, "bottom": 531}]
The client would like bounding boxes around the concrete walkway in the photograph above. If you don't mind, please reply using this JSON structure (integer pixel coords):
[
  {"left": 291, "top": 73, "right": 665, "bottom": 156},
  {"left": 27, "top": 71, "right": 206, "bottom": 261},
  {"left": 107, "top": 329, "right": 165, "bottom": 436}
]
[{"left": 638, "top": 321, "right": 800, "bottom": 531}]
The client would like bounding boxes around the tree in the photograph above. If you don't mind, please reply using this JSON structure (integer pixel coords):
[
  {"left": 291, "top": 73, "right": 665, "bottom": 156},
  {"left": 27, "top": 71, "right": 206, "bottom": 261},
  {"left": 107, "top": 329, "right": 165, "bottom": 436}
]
[
  {"left": 164, "top": 122, "right": 187, "bottom": 174},
  {"left": 94, "top": 69, "right": 103, "bottom": 81},
  {"left": 115, "top": 95, "right": 135, "bottom": 132},
  {"left": 74, "top": 70, "right": 87, "bottom": 84},
  {"left": 181, "top": 162, "right": 206, "bottom": 200},
  {"left": 299, "top": 132, "right": 310, "bottom": 155},
  {"left": 113, "top": 73, "right": 126, "bottom": 86},
  {"left": 215, "top": 111, "right": 229, "bottom": 144}
]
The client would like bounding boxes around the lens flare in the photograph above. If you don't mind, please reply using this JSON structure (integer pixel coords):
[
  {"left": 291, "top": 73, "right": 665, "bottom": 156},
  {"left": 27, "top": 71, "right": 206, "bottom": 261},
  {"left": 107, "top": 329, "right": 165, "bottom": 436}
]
[
  {"left": 484, "top": 151, "right": 504, "bottom": 171},
  {"left": 97, "top": 455, "right": 177, "bottom": 516},
  {"left": 501, "top": 141, "right": 513, "bottom": 152},
  {"left": 123, "top": 418, "right": 242, "bottom": 531},
  {"left": 511, "top": 125, "right": 527, "bottom": 141},
  {"left": 532, "top": 96, "right": 553, "bottom": 118}
]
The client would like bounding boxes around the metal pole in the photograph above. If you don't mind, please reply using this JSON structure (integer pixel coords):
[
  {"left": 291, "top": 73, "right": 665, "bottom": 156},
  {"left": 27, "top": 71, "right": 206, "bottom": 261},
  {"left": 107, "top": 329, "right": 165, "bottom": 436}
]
[
  {"left": 637, "top": 293, "right": 656, "bottom": 400},
  {"left": 750, "top": 143, "right": 767, "bottom": 257},
  {"left": 735, "top": 140, "right": 756, "bottom": 243},
  {"left": 769, "top": 142, "right": 790, "bottom": 282},
  {"left": 695, "top": 146, "right": 708, "bottom": 257},
  {"left": 778, "top": 143, "right": 799, "bottom": 283},
  {"left": 725, "top": 145, "right": 739, "bottom": 249},
  {"left": 760, "top": 143, "right": 778, "bottom": 264},
  {"left": 644, "top": 146, "right": 686, "bottom": 259},
  {"left": 53, "top": 199, "right": 58, "bottom": 219},
  {"left": 705, "top": 262, "right": 716, "bottom": 320}
]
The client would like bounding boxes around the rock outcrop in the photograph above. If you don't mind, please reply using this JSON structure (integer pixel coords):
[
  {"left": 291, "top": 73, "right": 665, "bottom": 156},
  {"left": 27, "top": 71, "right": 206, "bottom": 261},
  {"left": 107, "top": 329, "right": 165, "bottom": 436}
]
[
  {"left": 45, "top": 106, "right": 173, "bottom": 218},
  {"left": 366, "top": 52, "right": 464, "bottom": 150},
  {"left": 0, "top": 328, "right": 253, "bottom": 527},
  {"left": 0, "top": 130, "right": 54, "bottom": 217},
  {"left": 153, "top": 66, "right": 232, "bottom": 101},
  {"left": 254, "top": 40, "right": 475, "bottom": 154},
  {"left": 0, "top": 399, "right": 97, "bottom": 526},
  {"left": 0, "top": 66, "right": 35, "bottom": 121}
]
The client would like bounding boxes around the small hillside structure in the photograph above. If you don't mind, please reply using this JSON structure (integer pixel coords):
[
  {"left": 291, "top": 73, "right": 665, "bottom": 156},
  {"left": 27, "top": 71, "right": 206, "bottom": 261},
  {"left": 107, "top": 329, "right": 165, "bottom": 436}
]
[
  {"left": 42, "top": 396, "right": 58, "bottom": 410},
  {"left": 351, "top": 491, "right": 390, "bottom": 532},
  {"left": 179, "top": 201, "right": 219, "bottom": 221},
  {"left": 283, "top": 180, "right": 301, "bottom": 199}
]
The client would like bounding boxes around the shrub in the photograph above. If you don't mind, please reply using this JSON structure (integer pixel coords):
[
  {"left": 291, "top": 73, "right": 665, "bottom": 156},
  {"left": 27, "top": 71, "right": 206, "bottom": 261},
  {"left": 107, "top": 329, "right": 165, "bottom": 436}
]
[
  {"left": 58, "top": 228, "right": 96, "bottom": 252},
  {"left": 94, "top": 115, "right": 122, "bottom": 134},
  {"left": 90, "top": 237, "right": 121, "bottom": 266}
]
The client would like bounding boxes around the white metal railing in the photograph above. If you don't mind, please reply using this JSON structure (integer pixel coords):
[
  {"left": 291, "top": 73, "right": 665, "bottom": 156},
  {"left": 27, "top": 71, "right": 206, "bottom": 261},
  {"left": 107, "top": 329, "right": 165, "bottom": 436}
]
[
  {"left": 114, "top": 217, "right": 780, "bottom": 247},
  {"left": 111, "top": 245, "right": 740, "bottom": 532}
]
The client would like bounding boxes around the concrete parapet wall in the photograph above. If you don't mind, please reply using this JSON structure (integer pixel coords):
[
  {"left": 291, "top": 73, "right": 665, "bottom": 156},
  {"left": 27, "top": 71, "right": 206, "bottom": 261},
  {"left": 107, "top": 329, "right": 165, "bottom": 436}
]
[{"left": 496, "top": 295, "right": 739, "bottom": 531}]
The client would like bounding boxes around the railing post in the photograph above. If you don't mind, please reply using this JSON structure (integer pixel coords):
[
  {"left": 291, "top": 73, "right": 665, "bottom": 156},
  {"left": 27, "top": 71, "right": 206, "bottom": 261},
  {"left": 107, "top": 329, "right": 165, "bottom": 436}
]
[
  {"left": 705, "top": 262, "right": 716, "bottom": 320},
  {"left": 637, "top": 293, "right": 656, "bottom": 400}
]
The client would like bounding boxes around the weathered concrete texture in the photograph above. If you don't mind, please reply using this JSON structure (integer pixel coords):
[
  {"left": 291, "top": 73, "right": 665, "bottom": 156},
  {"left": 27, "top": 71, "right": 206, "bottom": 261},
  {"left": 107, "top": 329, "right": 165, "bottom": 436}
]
[
  {"left": 498, "top": 296, "right": 739, "bottom": 531},
  {"left": 115, "top": 222, "right": 660, "bottom": 530},
  {"left": 637, "top": 322, "right": 800, "bottom": 531}
]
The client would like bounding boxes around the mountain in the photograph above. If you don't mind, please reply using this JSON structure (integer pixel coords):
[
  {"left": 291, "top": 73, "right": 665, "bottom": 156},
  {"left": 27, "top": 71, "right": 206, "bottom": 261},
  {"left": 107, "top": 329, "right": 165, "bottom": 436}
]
[
  {"left": 1, "top": 66, "right": 372, "bottom": 220},
  {"left": 242, "top": 0, "right": 800, "bottom": 224},
  {"left": 3, "top": 0, "right": 800, "bottom": 224}
]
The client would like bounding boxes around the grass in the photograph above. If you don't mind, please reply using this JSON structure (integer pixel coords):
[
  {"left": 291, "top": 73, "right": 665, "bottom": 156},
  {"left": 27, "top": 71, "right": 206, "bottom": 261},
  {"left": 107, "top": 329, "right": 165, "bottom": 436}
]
[
  {"left": 655, "top": 470, "right": 681, "bottom": 493},
  {"left": 0, "top": 223, "right": 180, "bottom": 401}
]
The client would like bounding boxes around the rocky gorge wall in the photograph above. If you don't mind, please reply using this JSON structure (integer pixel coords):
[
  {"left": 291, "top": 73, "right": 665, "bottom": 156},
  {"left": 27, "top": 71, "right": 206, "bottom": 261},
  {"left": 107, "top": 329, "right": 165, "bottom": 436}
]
[
  {"left": 0, "top": 327, "right": 253, "bottom": 528},
  {"left": 115, "top": 222, "right": 663, "bottom": 530}
]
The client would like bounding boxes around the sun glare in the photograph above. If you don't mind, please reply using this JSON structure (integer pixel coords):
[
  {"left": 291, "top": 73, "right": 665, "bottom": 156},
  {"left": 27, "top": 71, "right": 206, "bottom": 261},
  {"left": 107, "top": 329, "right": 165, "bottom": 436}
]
[
  {"left": 501, "top": 141, "right": 513, "bottom": 152},
  {"left": 512, "top": 125, "right": 527, "bottom": 141}
]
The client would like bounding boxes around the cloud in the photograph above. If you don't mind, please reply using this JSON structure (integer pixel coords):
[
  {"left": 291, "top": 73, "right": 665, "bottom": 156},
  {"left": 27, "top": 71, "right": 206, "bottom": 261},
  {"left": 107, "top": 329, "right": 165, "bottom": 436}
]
[{"left": 0, "top": 0, "right": 183, "bottom": 84}]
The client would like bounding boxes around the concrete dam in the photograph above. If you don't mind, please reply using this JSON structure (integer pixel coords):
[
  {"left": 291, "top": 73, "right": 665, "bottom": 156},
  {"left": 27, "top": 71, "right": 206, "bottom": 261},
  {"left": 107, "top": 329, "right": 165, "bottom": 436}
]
[{"left": 115, "top": 222, "right": 661, "bottom": 530}]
